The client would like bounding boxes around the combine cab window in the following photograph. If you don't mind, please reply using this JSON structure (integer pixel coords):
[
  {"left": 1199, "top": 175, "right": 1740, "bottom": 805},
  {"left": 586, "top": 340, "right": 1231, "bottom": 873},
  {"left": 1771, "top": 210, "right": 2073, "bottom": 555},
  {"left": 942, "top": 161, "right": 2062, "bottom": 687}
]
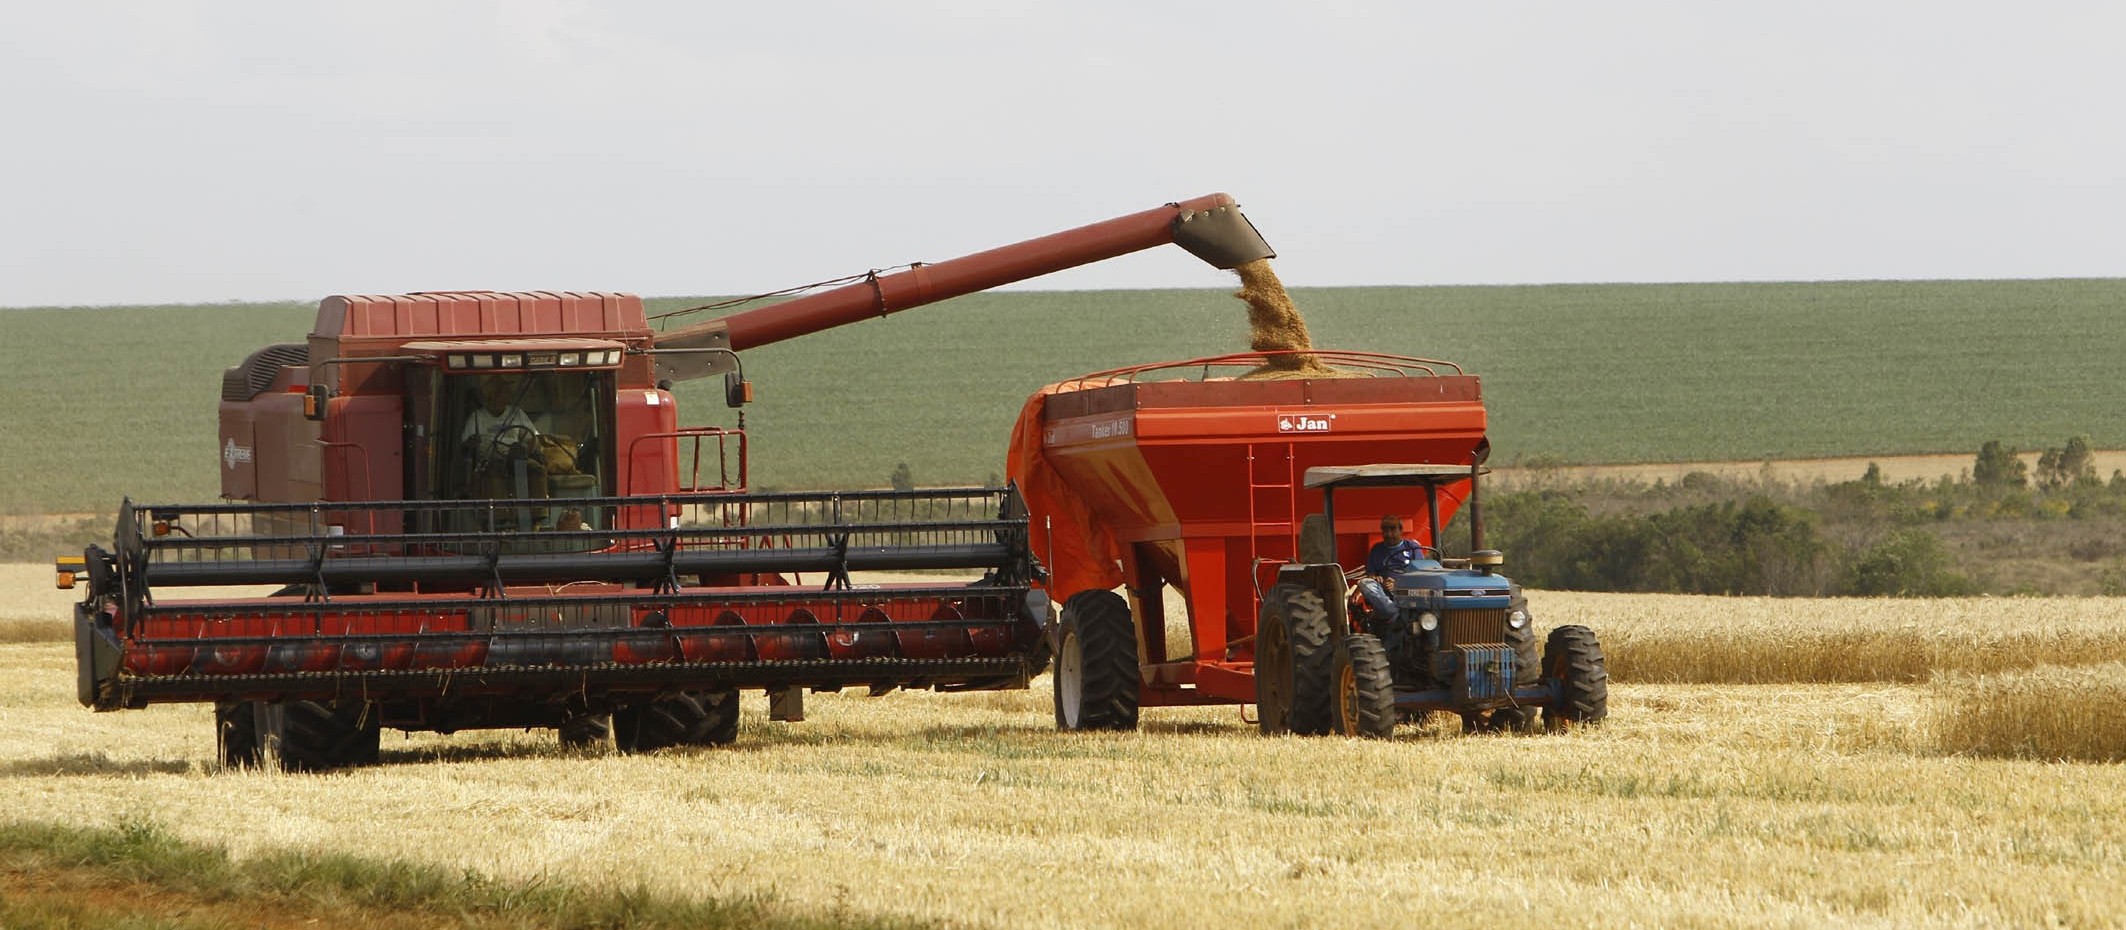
[{"left": 433, "top": 371, "right": 614, "bottom": 529}]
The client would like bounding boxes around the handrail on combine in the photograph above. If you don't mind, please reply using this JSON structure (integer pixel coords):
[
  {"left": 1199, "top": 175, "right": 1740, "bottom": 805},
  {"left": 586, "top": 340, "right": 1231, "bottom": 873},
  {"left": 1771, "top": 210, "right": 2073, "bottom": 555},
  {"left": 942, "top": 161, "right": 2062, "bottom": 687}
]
[
  {"left": 621, "top": 427, "right": 748, "bottom": 497},
  {"left": 1065, "top": 349, "right": 1464, "bottom": 387}
]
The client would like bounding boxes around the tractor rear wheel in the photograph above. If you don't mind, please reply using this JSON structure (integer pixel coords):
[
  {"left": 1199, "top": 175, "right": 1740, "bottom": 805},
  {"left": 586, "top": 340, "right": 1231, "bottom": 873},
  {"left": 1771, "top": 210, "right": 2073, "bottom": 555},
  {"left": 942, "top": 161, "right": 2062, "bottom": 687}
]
[
  {"left": 215, "top": 700, "right": 260, "bottom": 768},
  {"left": 1053, "top": 590, "right": 1139, "bottom": 731},
  {"left": 614, "top": 689, "right": 740, "bottom": 751},
  {"left": 1255, "top": 583, "right": 1338, "bottom": 736},
  {"left": 1331, "top": 634, "right": 1397, "bottom": 738},
  {"left": 1541, "top": 625, "right": 1610, "bottom": 730},
  {"left": 558, "top": 713, "right": 612, "bottom": 750},
  {"left": 257, "top": 699, "right": 381, "bottom": 772}
]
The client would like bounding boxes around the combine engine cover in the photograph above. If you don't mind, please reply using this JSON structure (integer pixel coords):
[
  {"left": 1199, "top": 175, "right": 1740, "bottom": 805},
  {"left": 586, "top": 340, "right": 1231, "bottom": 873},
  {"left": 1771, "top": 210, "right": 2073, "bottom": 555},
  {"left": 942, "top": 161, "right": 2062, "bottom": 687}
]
[{"left": 72, "top": 488, "right": 1045, "bottom": 719}]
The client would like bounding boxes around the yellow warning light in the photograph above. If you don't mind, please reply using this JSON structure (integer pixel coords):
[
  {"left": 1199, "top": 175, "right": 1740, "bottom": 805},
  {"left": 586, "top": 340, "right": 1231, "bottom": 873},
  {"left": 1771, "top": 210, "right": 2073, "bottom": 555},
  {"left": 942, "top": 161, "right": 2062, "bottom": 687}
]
[
  {"left": 152, "top": 520, "right": 172, "bottom": 538},
  {"left": 54, "top": 556, "right": 84, "bottom": 590}
]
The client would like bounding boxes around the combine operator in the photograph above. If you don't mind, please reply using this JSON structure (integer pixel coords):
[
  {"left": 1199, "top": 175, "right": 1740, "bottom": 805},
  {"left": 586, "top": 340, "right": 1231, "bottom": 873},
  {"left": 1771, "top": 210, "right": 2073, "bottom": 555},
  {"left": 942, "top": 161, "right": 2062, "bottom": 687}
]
[{"left": 1358, "top": 514, "right": 1425, "bottom": 622}]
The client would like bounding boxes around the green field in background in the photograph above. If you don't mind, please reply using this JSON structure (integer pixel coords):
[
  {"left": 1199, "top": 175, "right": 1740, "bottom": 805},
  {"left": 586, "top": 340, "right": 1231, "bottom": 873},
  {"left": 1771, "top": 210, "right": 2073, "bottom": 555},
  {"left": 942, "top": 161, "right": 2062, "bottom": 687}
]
[{"left": 2, "top": 279, "right": 2120, "bottom": 513}]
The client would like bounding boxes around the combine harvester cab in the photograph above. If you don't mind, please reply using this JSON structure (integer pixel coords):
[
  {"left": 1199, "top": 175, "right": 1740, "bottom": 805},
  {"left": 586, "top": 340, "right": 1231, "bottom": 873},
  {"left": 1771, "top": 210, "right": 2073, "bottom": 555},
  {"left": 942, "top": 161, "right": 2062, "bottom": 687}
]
[{"left": 1011, "top": 351, "right": 1608, "bottom": 736}]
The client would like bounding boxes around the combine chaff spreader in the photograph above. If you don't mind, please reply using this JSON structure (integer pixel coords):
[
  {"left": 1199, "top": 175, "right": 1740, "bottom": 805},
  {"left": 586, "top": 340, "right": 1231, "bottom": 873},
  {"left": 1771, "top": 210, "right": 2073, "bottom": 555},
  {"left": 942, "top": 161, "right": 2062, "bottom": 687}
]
[{"left": 61, "top": 194, "right": 1276, "bottom": 770}]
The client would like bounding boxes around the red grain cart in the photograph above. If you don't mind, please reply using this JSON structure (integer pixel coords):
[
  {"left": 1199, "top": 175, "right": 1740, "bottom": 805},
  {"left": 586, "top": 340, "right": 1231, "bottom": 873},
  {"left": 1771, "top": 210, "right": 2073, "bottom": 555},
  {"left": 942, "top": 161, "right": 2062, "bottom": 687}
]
[{"left": 1010, "top": 352, "right": 1608, "bottom": 736}]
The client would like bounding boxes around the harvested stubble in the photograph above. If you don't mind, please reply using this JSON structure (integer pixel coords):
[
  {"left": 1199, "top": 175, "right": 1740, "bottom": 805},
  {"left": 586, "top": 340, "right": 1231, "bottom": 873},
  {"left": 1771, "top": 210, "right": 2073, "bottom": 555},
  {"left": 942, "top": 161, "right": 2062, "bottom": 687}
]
[
  {"left": 5, "top": 638, "right": 2126, "bottom": 928},
  {"left": 1540, "top": 591, "right": 2126, "bottom": 684},
  {"left": 1931, "top": 662, "right": 2126, "bottom": 762}
]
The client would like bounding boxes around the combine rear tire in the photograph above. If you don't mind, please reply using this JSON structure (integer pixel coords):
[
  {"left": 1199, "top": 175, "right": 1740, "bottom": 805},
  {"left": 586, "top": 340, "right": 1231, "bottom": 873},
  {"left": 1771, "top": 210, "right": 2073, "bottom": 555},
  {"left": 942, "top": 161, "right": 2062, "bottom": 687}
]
[
  {"left": 615, "top": 689, "right": 740, "bottom": 751},
  {"left": 1330, "top": 634, "right": 1397, "bottom": 738},
  {"left": 1263, "top": 583, "right": 1338, "bottom": 736},
  {"left": 1053, "top": 590, "right": 1139, "bottom": 731},
  {"left": 215, "top": 701, "right": 260, "bottom": 768},
  {"left": 558, "top": 713, "right": 612, "bottom": 750},
  {"left": 258, "top": 700, "right": 381, "bottom": 773},
  {"left": 1541, "top": 625, "right": 1609, "bottom": 730}
]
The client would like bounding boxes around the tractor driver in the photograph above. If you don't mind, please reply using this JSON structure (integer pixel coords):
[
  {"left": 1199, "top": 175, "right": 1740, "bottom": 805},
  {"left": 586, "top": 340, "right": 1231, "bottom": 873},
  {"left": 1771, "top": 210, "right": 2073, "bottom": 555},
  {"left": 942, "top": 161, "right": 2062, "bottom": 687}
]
[{"left": 1358, "top": 514, "right": 1425, "bottom": 622}]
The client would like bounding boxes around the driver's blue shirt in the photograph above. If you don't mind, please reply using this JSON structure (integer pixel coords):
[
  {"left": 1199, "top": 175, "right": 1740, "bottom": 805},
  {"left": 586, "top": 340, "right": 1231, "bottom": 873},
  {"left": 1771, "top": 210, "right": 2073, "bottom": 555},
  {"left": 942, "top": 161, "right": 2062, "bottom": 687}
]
[{"left": 1366, "top": 539, "right": 1424, "bottom": 577}]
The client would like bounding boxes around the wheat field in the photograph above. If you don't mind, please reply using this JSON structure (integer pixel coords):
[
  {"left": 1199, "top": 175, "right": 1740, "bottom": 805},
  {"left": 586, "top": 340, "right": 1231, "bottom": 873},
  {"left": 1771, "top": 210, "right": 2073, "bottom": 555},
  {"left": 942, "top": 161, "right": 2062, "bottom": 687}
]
[
  {"left": 1545, "top": 591, "right": 2126, "bottom": 683},
  {"left": 5, "top": 572, "right": 2124, "bottom": 926},
  {"left": 3, "top": 639, "right": 2124, "bottom": 927}
]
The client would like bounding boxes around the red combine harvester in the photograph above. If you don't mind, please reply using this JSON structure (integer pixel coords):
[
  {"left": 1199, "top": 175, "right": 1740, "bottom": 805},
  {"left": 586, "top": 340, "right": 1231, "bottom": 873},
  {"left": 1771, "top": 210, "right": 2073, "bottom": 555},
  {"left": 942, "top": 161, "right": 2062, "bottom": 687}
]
[
  {"left": 1011, "top": 352, "right": 1608, "bottom": 736},
  {"left": 62, "top": 194, "right": 1276, "bottom": 770}
]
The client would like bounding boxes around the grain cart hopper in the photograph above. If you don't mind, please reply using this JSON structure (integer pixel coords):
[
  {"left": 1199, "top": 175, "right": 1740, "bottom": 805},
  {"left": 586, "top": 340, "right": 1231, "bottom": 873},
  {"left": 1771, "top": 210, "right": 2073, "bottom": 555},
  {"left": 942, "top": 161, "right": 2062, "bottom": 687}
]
[
  {"left": 62, "top": 194, "right": 1275, "bottom": 770},
  {"left": 1008, "top": 352, "right": 1607, "bottom": 736}
]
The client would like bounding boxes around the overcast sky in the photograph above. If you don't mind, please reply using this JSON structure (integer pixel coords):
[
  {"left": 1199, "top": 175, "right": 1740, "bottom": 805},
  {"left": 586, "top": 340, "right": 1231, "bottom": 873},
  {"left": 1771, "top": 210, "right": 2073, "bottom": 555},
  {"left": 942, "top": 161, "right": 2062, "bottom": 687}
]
[{"left": 3, "top": 2, "right": 2120, "bottom": 308}]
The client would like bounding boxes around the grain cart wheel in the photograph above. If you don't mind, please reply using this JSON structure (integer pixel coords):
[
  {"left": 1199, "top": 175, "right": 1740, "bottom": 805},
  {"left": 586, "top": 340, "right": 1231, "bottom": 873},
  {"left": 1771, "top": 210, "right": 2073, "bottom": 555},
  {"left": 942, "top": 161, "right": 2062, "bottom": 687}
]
[
  {"left": 1257, "top": 583, "right": 1338, "bottom": 736},
  {"left": 1254, "top": 588, "right": 1294, "bottom": 735},
  {"left": 1541, "top": 625, "right": 1610, "bottom": 730},
  {"left": 614, "top": 688, "right": 740, "bottom": 751},
  {"left": 257, "top": 700, "right": 381, "bottom": 773},
  {"left": 215, "top": 700, "right": 261, "bottom": 768},
  {"left": 1330, "top": 634, "right": 1398, "bottom": 738},
  {"left": 1053, "top": 590, "right": 1139, "bottom": 731},
  {"left": 558, "top": 713, "right": 613, "bottom": 750}
]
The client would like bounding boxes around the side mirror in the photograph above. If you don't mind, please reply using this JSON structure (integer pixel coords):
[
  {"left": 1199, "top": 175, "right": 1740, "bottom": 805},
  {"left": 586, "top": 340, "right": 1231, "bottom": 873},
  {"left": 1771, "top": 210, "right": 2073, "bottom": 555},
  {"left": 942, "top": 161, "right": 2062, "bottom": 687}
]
[
  {"left": 303, "top": 384, "right": 330, "bottom": 421},
  {"left": 724, "top": 371, "right": 753, "bottom": 408}
]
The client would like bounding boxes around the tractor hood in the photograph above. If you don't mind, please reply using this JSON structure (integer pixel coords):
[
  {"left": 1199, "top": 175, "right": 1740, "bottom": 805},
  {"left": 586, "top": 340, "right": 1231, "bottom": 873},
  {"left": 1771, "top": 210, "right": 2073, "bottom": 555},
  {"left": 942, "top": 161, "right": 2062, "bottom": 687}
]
[{"left": 1390, "top": 564, "right": 1518, "bottom": 610}]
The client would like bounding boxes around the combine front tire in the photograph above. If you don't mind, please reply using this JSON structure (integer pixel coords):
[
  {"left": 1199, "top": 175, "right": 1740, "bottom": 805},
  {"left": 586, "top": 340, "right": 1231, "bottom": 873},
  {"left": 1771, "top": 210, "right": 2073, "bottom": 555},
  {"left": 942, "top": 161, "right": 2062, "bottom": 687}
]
[
  {"left": 1262, "top": 584, "right": 1338, "bottom": 736},
  {"left": 614, "top": 689, "right": 740, "bottom": 751},
  {"left": 558, "top": 713, "right": 613, "bottom": 750},
  {"left": 258, "top": 700, "right": 381, "bottom": 773},
  {"left": 1330, "top": 634, "right": 1397, "bottom": 738},
  {"left": 215, "top": 701, "right": 260, "bottom": 768},
  {"left": 1541, "top": 625, "right": 1609, "bottom": 730},
  {"left": 1053, "top": 590, "right": 1139, "bottom": 731}
]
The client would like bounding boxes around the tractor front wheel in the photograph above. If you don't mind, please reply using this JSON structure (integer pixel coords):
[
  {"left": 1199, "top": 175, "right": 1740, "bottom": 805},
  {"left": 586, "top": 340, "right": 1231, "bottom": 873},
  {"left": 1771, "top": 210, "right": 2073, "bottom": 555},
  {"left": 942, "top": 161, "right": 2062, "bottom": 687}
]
[
  {"left": 1331, "top": 634, "right": 1397, "bottom": 738},
  {"left": 615, "top": 689, "right": 740, "bottom": 751},
  {"left": 1053, "top": 590, "right": 1139, "bottom": 731},
  {"left": 1542, "top": 625, "right": 1610, "bottom": 730}
]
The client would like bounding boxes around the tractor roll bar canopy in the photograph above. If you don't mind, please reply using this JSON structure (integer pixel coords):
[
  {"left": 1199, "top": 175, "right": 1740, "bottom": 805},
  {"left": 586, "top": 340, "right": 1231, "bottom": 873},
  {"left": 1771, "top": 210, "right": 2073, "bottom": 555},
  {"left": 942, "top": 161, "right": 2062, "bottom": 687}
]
[
  {"left": 1304, "top": 464, "right": 1495, "bottom": 557},
  {"left": 1303, "top": 464, "right": 1490, "bottom": 489}
]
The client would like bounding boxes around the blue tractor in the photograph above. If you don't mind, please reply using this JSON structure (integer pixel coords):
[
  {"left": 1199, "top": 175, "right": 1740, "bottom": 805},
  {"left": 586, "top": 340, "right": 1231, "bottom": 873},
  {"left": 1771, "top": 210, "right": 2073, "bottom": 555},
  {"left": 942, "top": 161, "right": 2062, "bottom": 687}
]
[{"left": 1260, "top": 465, "right": 1609, "bottom": 737}]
